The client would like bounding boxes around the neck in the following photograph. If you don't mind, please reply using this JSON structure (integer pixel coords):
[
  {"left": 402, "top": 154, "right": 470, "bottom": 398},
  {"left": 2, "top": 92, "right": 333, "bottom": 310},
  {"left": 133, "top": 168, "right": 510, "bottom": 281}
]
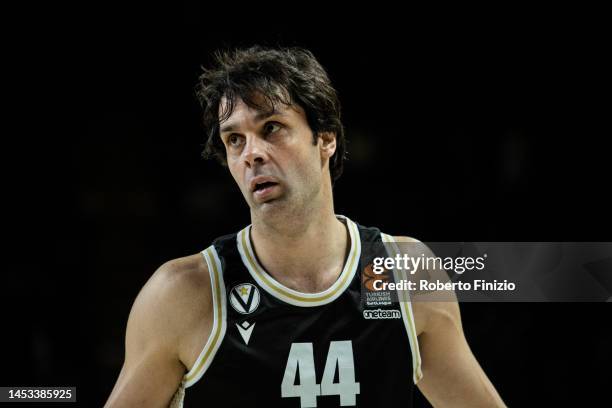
[{"left": 249, "top": 204, "right": 350, "bottom": 293}]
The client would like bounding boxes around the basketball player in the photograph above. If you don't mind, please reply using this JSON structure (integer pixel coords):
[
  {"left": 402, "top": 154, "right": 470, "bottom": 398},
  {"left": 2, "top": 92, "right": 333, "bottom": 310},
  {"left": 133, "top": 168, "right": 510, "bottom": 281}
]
[{"left": 105, "top": 47, "right": 506, "bottom": 407}]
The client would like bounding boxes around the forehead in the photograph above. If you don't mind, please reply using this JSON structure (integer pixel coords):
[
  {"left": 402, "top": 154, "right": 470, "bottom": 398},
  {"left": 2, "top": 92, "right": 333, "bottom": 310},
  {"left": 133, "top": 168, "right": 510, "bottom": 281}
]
[{"left": 218, "top": 94, "right": 307, "bottom": 133}]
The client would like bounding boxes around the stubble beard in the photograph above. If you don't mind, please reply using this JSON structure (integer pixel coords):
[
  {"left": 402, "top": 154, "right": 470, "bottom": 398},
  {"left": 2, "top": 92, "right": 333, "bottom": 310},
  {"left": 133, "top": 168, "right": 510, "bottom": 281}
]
[{"left": 251, "top": 179, "right": 322, "bottom": 235}]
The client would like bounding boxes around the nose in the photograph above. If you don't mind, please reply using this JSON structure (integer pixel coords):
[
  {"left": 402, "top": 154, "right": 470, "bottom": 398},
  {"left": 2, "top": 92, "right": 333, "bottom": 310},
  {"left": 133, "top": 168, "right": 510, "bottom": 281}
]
[{"left": 243, "top": 135, "right": 267, "bottom": 168}]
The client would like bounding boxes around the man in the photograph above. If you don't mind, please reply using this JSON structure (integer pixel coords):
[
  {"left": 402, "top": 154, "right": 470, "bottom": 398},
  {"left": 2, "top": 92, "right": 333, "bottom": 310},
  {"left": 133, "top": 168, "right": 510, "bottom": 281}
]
[{"left": 105, "top": 46, "right": 505, "bottom": 407}]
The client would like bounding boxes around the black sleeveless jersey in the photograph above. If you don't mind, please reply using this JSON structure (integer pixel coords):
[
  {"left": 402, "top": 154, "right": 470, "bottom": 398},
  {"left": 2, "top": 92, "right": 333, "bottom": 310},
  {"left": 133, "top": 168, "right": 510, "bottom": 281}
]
[{"left": 171, "top": 216, "right": 422, "bottom": 408}]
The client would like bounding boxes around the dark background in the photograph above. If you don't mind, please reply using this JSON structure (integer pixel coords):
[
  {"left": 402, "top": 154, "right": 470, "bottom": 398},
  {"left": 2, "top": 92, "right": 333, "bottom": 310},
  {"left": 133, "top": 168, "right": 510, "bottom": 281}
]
[{"left": 3, "top": 3, "right": 611, "bottom": 406}]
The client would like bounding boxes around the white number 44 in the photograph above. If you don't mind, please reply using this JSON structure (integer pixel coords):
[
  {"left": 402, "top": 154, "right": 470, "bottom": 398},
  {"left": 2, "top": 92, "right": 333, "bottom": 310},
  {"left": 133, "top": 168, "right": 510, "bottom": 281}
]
[{"left": 281, "top": 340, "right": 360, "bottom": 407}]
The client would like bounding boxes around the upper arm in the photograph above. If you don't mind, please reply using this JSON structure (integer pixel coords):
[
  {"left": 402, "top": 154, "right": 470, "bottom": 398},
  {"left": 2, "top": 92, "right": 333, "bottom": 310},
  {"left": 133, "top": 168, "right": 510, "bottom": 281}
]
[
  {"left": 105, "top": 256, "right": 212, "bottom": 408},
  {"left": 415, "top": 301, "right": 506, "bottom": 407},
  {"left": 389, "top": 236, "right": 505, "bottom": 407}
]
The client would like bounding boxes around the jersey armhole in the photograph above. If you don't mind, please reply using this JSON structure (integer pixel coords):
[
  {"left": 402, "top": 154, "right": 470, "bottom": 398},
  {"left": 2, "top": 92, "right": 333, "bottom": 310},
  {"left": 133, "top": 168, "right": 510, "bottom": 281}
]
[
  {"left": 380, "top": 232, "right": 423, "bottom": 384},
  {"left": 182, "top": 245, "right": 228, "bottom": 388}
]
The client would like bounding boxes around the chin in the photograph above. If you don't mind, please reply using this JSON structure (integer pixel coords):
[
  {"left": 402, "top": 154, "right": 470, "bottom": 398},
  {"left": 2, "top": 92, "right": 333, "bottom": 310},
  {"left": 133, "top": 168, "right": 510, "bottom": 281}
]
[{"left": 254, "top": 195, "right": 291, "bottom": 214}]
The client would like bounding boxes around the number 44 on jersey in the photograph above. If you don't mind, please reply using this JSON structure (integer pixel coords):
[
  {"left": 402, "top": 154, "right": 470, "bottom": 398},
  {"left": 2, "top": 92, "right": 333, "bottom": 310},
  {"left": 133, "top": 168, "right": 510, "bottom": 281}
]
[{"left": 281, "top": 340, "right": 360, "bottom": 407}]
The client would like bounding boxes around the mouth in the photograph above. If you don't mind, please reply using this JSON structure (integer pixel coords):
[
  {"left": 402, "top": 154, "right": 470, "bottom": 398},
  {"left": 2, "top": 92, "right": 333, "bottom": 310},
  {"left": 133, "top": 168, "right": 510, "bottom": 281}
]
[
  {"left": 253, "top": 181, "right": 278, "bottom": 193},
  {"left": 252, "top": 179, "right": 280, "bottom": 202},
  {"left": 250, "top": 176, "right": 279, "bottom": 192}
]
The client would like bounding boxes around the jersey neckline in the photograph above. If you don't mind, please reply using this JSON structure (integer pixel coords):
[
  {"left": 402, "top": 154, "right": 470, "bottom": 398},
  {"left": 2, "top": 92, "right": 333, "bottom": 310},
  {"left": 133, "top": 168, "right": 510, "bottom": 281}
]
[{"left": 236, "top": 215, "right": 361, "bottom": 307}]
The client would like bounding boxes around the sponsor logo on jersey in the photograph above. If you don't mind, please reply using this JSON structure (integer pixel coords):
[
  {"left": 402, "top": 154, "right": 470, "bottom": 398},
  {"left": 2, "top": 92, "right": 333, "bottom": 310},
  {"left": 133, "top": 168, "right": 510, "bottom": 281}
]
[
  {"left": 229, "top": 283, "right": 260, "bottom": 314},
  {"left": 363, "top": 308, "right": 401, "bottom": 319}
]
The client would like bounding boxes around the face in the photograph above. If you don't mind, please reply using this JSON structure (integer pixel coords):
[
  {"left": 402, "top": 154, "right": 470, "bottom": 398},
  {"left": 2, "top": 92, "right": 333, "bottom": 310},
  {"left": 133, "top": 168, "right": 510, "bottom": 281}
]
[{"left": 218, "top": 95, "right": 335, "bottom": 218}]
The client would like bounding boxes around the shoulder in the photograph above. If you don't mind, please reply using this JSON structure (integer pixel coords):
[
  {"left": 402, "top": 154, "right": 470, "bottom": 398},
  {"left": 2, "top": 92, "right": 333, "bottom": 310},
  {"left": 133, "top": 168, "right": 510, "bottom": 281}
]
[
  {"left": 148, "top": 253, "right": 211, "bottom": 300},
  {"left": 105, "top": 253, "right": 214, "bottom": 406},
  {"left": 384, "top": 235, "right": 461, "bottom": 337},
  {"left": 128, "top": 252, "right": 213, "bottom": 363},
  {"left": 139, "top": 253, "right": 211, "bottom": 317}
]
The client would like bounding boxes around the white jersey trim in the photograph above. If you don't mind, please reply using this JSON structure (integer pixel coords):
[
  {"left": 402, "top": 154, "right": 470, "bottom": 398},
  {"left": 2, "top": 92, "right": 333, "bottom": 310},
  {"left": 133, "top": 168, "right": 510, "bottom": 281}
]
[
  {"left": 236, "top": 215, "right": 361, "bottom": 307},
  {"left": 183, "top": 245, "right": 228, "bottom": 388},
  {"left": 381, "top": 233, "right": 423, "bottom": 384}
]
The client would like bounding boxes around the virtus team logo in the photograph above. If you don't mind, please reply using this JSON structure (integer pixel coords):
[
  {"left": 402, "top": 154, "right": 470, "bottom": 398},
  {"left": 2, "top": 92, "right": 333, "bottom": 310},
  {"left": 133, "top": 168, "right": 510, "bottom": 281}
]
[
  {"left": 229, "top": 283, "right": 260, "bottom": 314},
  {"left": 230, "top": 283, "right": 260, "bottom": 346}
]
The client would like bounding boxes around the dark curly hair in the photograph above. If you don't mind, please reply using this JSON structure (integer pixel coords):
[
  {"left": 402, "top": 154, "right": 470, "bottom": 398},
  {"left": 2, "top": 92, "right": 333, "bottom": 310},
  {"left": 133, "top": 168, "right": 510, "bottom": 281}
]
[{"left": 196, "top": 46, "right": 346, "bottom": 182}]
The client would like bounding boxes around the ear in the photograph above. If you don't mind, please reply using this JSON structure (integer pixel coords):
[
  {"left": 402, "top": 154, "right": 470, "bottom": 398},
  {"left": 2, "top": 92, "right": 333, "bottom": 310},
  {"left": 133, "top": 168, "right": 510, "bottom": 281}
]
[{"left": 318, "top": 132, "right": 337, "bottom": 160}]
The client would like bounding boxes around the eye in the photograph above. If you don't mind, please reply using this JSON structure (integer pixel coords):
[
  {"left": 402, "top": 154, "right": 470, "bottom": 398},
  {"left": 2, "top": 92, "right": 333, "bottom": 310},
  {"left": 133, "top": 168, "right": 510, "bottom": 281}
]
[
  {"left": 227, "top": 134, "right": 244, "bottom": 148},
  {"left": 263, "top": 121, "right": 282, "bottom": 135}
]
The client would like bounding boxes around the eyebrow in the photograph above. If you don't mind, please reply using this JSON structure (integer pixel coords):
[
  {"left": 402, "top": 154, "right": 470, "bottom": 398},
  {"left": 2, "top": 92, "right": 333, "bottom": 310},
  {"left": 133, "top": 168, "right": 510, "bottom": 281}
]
[{"left": 219, "top": 109, "right": 283, "bottom": 134}]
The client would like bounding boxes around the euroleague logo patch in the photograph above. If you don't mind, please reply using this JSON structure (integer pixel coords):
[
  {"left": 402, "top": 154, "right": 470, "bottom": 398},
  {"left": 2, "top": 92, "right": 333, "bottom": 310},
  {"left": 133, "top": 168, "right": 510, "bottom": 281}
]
[
  {"left": 361, "top": 263, "right": 392, "bottom": 291},
  {"left": 229, "top": 283, "right": 260, "bottom": 314},
  {"left": 362, "top": 262, "right": 394, "bottom": 306}
]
